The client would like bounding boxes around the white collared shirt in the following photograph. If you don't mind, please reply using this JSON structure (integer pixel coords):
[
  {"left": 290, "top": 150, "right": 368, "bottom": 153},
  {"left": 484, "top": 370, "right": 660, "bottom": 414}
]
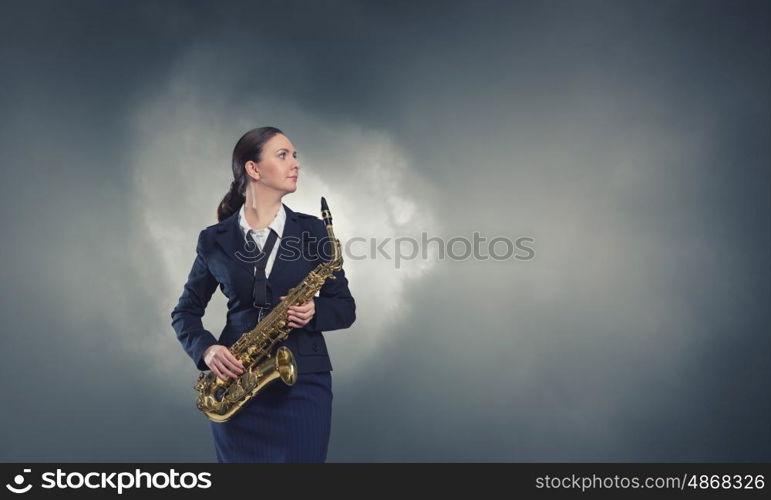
[{"left": 238, "top": 203, "right": 286, "bottom": 277}]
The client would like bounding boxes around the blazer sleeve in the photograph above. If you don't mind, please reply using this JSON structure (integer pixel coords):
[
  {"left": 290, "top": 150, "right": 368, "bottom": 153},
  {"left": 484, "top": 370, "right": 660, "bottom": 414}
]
[
  {"left": 170, "top": 229, "right": 219, "bottom": 371},
  {"left": 304, "top": 219, "right": 356, "bottom": 333}
]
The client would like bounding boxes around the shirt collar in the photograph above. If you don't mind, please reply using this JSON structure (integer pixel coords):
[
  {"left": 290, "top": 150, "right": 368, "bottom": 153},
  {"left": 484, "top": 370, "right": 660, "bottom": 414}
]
[{"left": 238, "top": 203, "right": 286, "bottom": 238}]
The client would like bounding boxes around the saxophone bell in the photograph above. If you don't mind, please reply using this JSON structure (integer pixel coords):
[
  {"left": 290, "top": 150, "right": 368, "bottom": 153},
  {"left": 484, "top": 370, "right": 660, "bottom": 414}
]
[
  {"left": 255, "top": 346, "right": 298, "bottom": 388},
  {"left": 203, "top": 346, "right": 298, "bottom": 423}
]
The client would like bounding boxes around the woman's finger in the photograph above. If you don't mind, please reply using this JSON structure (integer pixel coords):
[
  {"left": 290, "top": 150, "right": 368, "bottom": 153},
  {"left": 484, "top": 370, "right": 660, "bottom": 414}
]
[
  {"left": 294, "top": 311, "right": 313, "bottom": 321},
  {"left": 220, "top": 355, "right": 244, "bottom": 374},
  {"left": 210, "top": 360, "right": 225, "bottom": 380},
  {"left": 216, "top": 352, "right": 242, "bottom": 372},
  {"left": 293, "top": 309, "right": 312, "bottom": 320},
  {"left": 219, "top": 364, "right": 239, "bottom": 379},
  {"left": 290, "top": 301, "right": 313, "bottom": 313},
  {"left": 213, "top": 357, "right": 239, "bottom": 379},
  {"left": 224, "top": 351, "right": 245, "bottom": 371},
  {"left": 211, "top": 359, "right": 228, "bottom": 379},
  {"left": 289, "top": 317, "right": 306, "bottom": 327}
]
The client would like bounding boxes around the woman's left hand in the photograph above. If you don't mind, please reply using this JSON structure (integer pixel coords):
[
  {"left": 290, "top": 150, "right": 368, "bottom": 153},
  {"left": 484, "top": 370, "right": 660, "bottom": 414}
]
[{"left": 280, "top": 296, "right": 315, "bottom": 328}]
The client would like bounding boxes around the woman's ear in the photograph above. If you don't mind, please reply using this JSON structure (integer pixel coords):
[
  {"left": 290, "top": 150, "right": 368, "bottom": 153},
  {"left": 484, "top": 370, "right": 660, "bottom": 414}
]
[{"left": 245, "top": 160, "right": 261, "bottom": 181}]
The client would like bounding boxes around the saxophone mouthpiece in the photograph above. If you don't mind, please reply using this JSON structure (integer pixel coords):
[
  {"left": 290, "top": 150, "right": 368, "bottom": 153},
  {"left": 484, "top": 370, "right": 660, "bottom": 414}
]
[{"left": 321, "top": 196, "right": 332, "bottom": 226}]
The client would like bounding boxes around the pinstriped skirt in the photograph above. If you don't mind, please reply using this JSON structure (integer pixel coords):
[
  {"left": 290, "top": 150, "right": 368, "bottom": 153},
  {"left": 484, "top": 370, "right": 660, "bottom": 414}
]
[{"left": 210, "top": 371, "right": 332, "bottom": 463}]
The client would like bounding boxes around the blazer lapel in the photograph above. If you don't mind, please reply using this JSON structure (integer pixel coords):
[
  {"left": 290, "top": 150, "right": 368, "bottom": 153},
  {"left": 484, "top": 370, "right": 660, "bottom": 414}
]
[
  {"left": 269, "top": 202, "right": 302, "bottom": 282},
  {"left": 213, "top": 209, "right": 254, "bottom": 274}
]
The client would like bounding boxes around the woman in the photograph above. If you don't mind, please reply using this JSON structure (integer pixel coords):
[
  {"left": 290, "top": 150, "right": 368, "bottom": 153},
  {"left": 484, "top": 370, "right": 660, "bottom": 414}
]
[{"left": 170, "top": 126, "right": 356, "bottom": 463}]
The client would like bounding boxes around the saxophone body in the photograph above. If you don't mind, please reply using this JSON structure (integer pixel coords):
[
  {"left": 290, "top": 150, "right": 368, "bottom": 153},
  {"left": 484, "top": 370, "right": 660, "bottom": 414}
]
[{"left": 194, "top": 197, "right": 343, "bottom": 423}]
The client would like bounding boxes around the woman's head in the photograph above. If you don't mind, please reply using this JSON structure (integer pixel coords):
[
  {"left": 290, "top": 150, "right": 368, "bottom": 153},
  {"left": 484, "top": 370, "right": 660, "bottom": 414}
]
[{"left": 217, "top": 126, "right": 301, "bottom": 221}]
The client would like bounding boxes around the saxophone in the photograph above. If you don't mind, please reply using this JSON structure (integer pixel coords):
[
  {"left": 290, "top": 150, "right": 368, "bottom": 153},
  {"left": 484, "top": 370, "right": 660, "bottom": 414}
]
[{"left": 194, "top": 197, "right": 344, "bottom": 423}]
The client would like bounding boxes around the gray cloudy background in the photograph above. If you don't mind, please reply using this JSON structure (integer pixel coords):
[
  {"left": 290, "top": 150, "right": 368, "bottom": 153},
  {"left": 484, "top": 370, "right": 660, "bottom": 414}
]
[{"left": 1, "top": 0, "right": 768, "bottom": 462}]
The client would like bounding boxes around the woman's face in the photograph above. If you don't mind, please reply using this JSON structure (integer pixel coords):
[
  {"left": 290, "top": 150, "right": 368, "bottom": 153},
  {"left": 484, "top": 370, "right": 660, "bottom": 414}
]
[{"left": 247, "top": 133, "right": 300, "bottom": 195}]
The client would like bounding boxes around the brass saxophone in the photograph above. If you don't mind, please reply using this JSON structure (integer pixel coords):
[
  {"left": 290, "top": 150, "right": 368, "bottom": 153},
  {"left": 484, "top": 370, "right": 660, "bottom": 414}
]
[{"left": 194, "top": 197, "right": 344, "bottom": 423}]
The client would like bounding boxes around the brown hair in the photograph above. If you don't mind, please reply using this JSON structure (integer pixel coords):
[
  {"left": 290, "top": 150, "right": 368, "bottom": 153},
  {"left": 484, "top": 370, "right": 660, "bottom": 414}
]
[{"left": 216, "top": 126, "right": 284, "bottom": 222}]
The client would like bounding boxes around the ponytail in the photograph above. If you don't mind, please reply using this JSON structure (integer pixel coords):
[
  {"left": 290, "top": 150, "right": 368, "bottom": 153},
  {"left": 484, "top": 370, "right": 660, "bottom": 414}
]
[{"left": 216, "top": 180, "right": 245, "bottom": 222}]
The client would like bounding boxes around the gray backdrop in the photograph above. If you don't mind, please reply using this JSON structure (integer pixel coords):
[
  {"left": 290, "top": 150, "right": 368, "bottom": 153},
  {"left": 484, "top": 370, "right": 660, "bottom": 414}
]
[{"left": 0, "top": 0, "right": 768, "bottom": 462}]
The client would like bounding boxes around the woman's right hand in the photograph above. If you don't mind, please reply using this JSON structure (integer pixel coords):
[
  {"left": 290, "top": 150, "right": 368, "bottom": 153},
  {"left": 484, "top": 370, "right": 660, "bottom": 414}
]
[{"left": 203, "top": 345, "right": 245, "bottom": 380}]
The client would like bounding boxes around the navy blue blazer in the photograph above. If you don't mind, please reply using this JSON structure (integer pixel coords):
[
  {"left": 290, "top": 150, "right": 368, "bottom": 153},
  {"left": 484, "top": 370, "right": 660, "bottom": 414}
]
[{"left": 171, "top": 203, "right": 356, "bottom": 374}]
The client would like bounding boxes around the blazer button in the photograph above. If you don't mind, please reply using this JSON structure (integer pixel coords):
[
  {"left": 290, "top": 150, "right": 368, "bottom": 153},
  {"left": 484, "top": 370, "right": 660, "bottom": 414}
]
[{"left": 312, "top": 342, "right": 319, "bottom": 352}]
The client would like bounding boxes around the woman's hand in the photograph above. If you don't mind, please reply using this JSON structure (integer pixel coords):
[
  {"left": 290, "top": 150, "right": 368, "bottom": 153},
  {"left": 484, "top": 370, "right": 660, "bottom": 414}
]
[
  {"left": 203, "top": 345, "right": 244, "bottom": 381},
  {"left": 280, "top": 296, "right": 315, "bottom": 328}
]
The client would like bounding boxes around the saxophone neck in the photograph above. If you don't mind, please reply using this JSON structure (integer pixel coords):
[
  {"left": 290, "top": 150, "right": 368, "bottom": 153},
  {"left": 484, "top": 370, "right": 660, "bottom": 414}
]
[{"left": 325, "top": 224, "right": 343, "bottom": 269}]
